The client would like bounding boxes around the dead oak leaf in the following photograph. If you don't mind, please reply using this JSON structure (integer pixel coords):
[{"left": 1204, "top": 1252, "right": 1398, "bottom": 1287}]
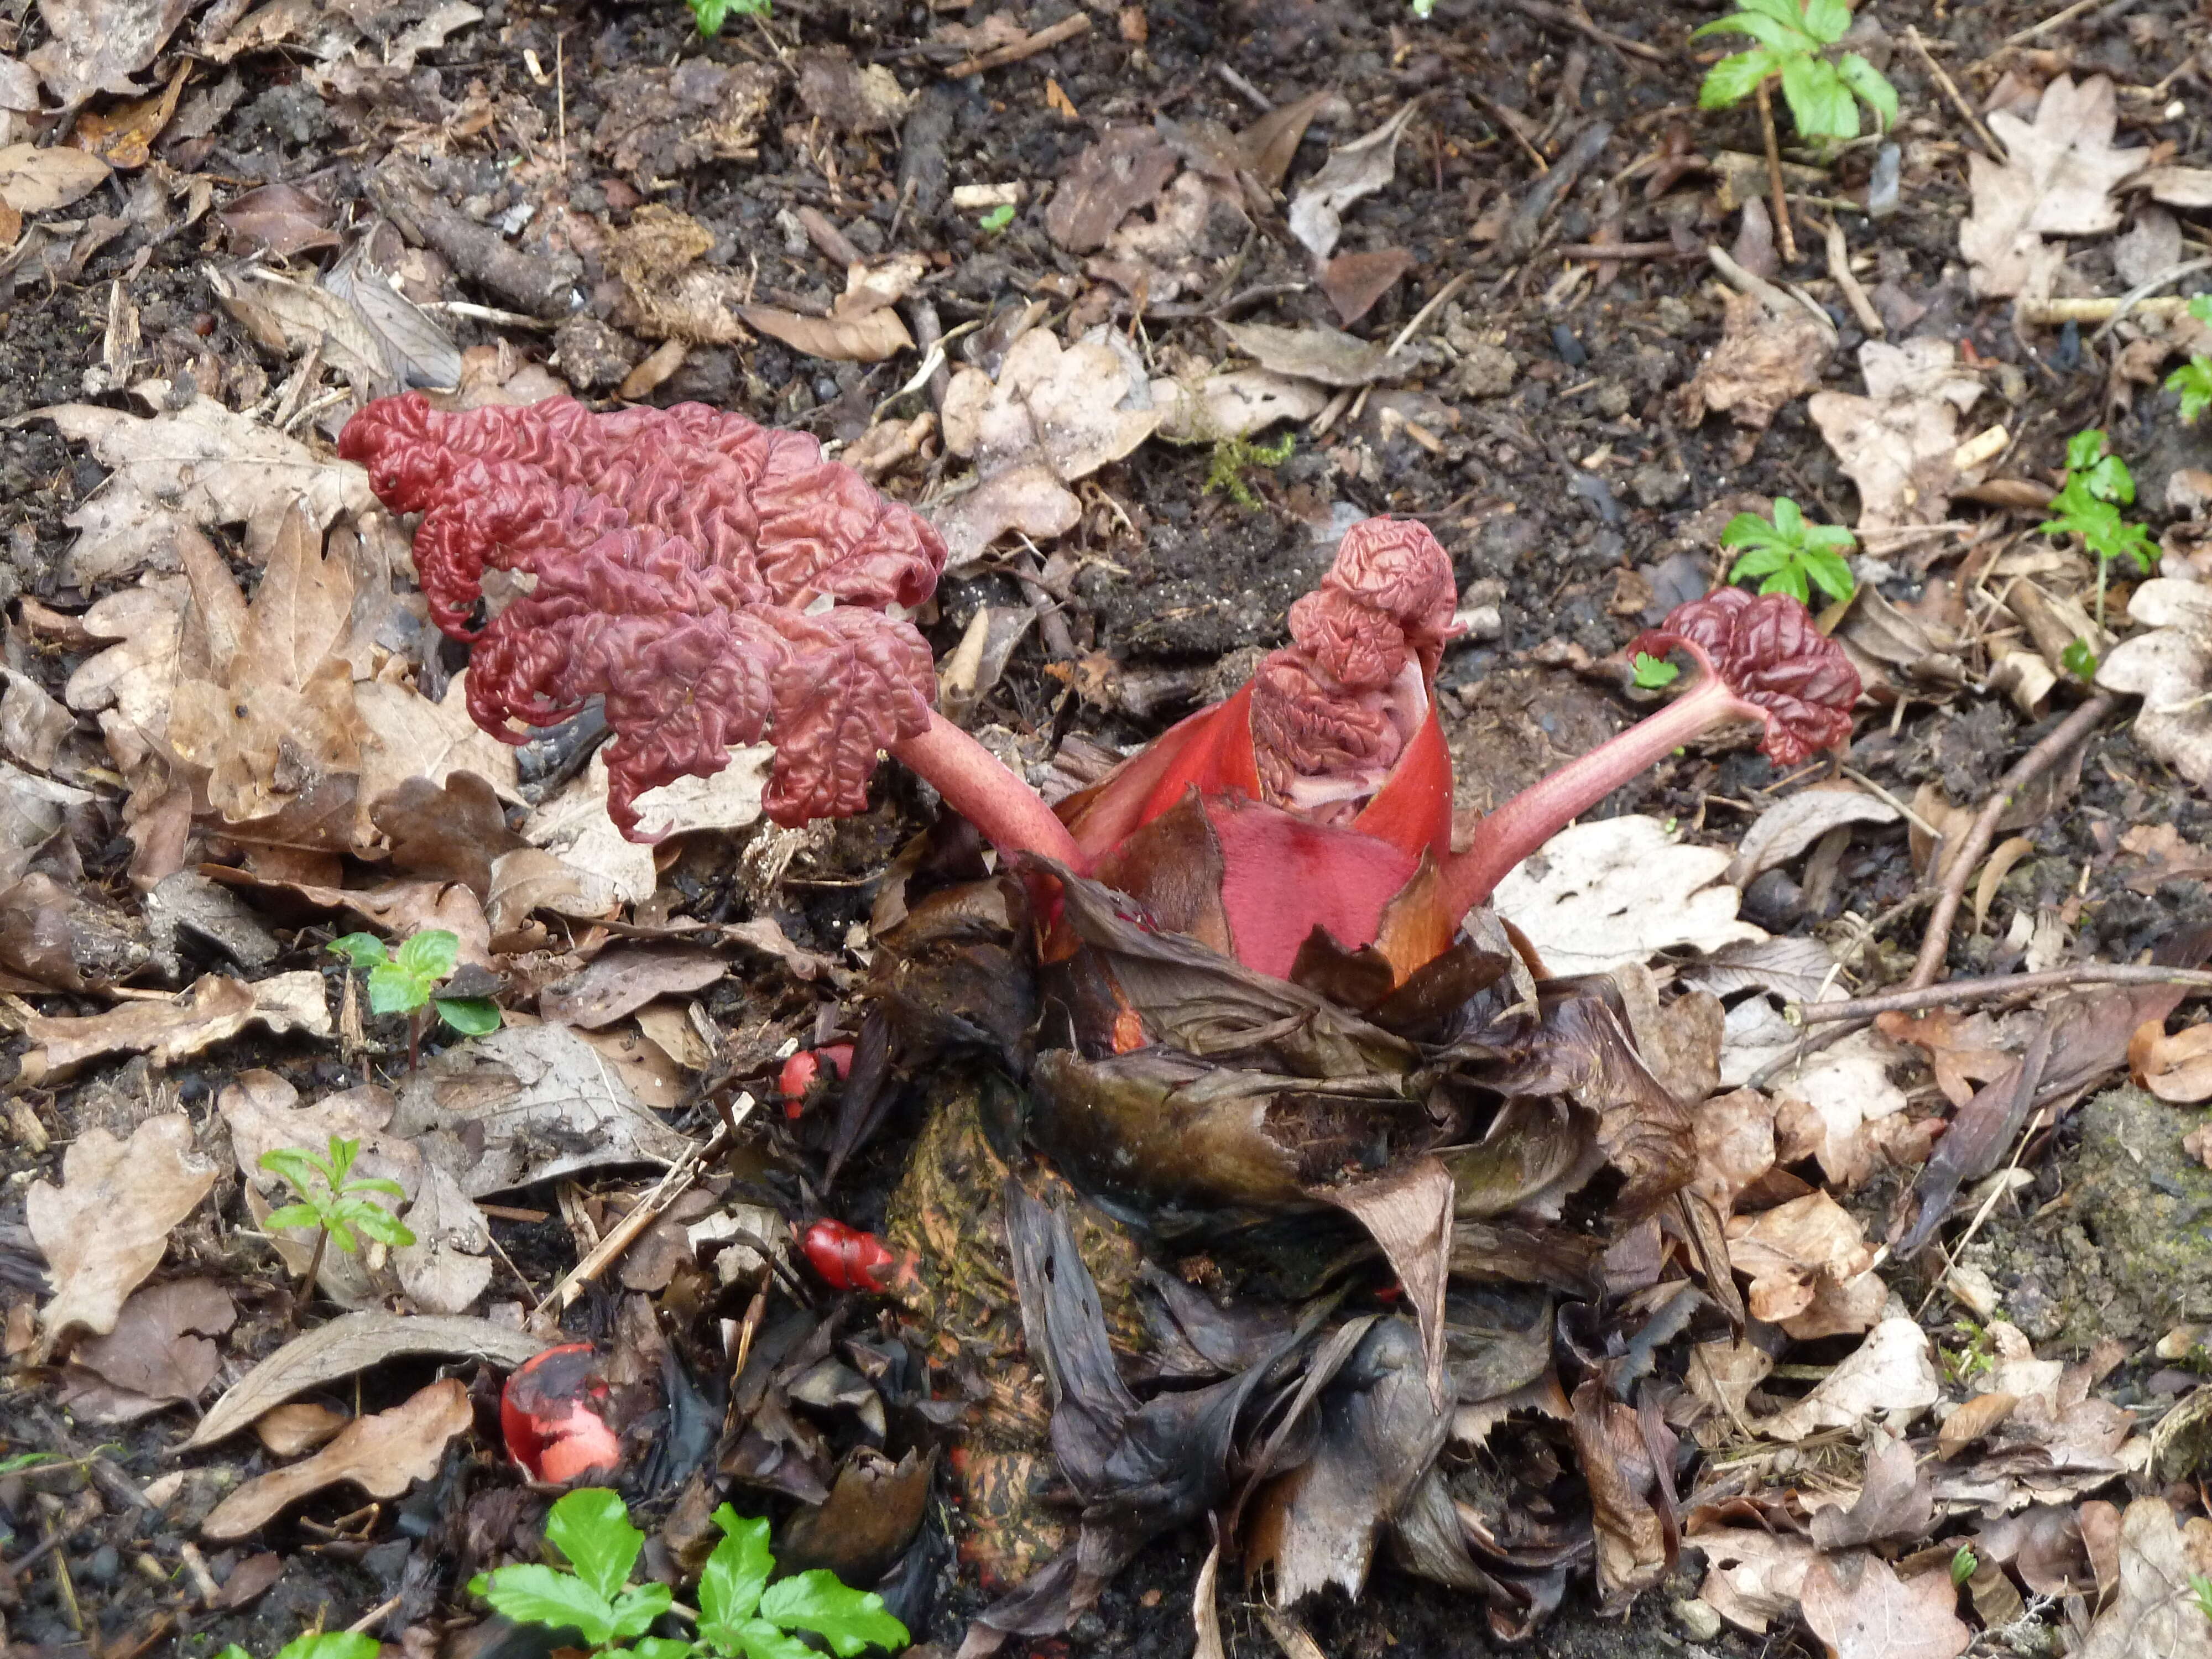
[
  {"left": 1725, "top": 1190, "right": 1884, "bottom": 1339},
  {"left": 31, "top": 393, "right": 374, "bottom": 586},
  {"left": 739, "top": 255, "right": 924, "bottom": 364},
  {"left": 1877, "top": 1008, "right": 2016, "bottom": 1108},
  {"left": 1799, "top": 1551, "right": 1971, "bottom": 1659},
  {"left": 1961, "top": 75, "right": 2147, "bottom": 300},
  {"left": 2097, "top": 578, "right": 2212, "bottom": 790},
  {"left": 1810, "top": 340, "right": 1985, "bottom": 531},
  {"left": 19, "top": 971, "right": 332, "bottom": 1086},
  {"left": 201, "top": 1377, "right": 472, "bottom": 1540},
  {"left": 27, "top": 1114, "right": 217, "bottom": 1357}
]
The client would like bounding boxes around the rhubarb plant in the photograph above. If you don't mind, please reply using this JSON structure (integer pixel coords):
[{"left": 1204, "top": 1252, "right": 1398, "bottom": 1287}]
[{"left": 342, "top": 394, "right": 1858, "bottom": 990}]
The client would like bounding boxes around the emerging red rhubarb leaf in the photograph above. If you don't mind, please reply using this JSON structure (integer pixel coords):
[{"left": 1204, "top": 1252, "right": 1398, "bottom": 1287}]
[
  {"left": 500, "top": 1342, "right": 620, "bottom": 1483},
  {"left": 1627, "top": 586, "right": 1860, "bottom": 767}
]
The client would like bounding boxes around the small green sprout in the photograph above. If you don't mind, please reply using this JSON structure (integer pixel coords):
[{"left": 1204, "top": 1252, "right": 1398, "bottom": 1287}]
[
  {"left": 2040, "top": 429, "right": 2155, "bottom": 625},
  {"left": 2192, "top": 1571, "right": 2212, "bottom": 1625},
  {"left": 476, "top": 1489, "right": 907, "bottom": 1659},
  {"left": 1410, "top": 0, "right": 1436, "bottom": 15},
  {"left": 329, "top": 928, "right": 501, "bottom": 1068},
  {"left": 259, "top": 1135, "right": 414, "bottom": 1314},
  {"left": 1631, "top": 651, "right": 1681, "bottom": 689},
  {"left": 687, "top": 0, "right": 770, "bottom": 36},
  {"left": 215, "top": 1636, "right": 382, "bottom": 1659},
  {"left": 1721, "top": 495, "right": 1858, "bottom": 606},
  {"left": 1950, "top": 1545, "right": 1979, "bottom": 1588},
  {"left": 2060, "top": 638, "right": 2099, "bottom": 682},
  {"left": 977, "top": 202, "right": 1015, "bottom": 234},
  {"left": 2164, "top": 295, "right": 2212, "bottom": 425},
  {"left": 1203, "top": 430, "right": 1296, "bottom": 510},
  {"left": 0, "top": 1451, "right": 58, "bottom": 1474},
  {"left": 1695, "top": 0, "right": 1899, "bottom": 144}
]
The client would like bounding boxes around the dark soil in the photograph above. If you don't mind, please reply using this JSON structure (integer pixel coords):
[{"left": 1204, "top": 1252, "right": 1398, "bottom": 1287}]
[{"left": 7, "top": 0, "right": 2212, "bottom": 1655}]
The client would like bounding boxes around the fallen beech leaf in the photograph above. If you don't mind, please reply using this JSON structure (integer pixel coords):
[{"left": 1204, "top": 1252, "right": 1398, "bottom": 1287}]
[
  {"left": 28, "top": 1114, "right": 217, "bottom": 1355},
  {"left": 2141, "top": 1020, "right": 2212, "bottom": 1104},
  {"left": 0, "top": 140, "right": 112, "bottom": 212},
  {"left": 2077, "top": 1499, "right": 2212, "bottom": 1659},
  {"left": 541, "top": 946, "right": 726, "bottom": 1030},
  {"left": 255, "top": 1401, "right": 351, "bottom": 1456},
  {"left": 1937, "top": 1390, "right": 2019, "bottom": 1459},
  {"left": 1807, "top": 1436, "right": 1932, "bottom": 1550},
  {"left": 68, "top": 1277, "right": 237, "bottom": 1405},
  {"left": 1724, "top": 786, "right": 1901, "bottom": 887},
  {"left": 740, "top": 256, "right": 924, "bottom": 363},
  {"left": 1799, "top": 1551, "right": 1970, "bottom": 1659},
  {"left": 2097, "top": 579, "right": 2212, "bottom": 790},
  {"left": 1975, "top": 1504, "right": 2091, "bottom": 1597},
  {"left": 1809, "top": 339, "right": 1985, "bottom": 531},
  {"left": 1683, "top": 290, "right": 1833, "bottom": 431},
  {"left": 19, "top": 971, "right": 331, "bottom": 1085},
  {"left": 204, "top": 872, "right": 492, "bottom": 968},
  {"left": 201, "top": 1376, "right": 472, "bottom": 1539},
  {"left": 1287, "top": 101, "right": 1418, "bottom": 260},
  {"left": 1491, "top": 815, "right": 1764, "bottom": 977},
  {"left": 1757, "top": 1317, "right": 1939, "bottom": 1442},
  {"left": 1219, "top": 319, "right": 1403, "bottom": 387},
  {"left": 188, "top": 1311, "right": 548, "bottom": 1449},
  {"left": 356, "top": 677, "right": 523, "bottom": 811},
  {"left": 1961, "top": 76, "right": 2146, "bottom": 300},
  {"left": 1319, "top": 248, "right": 1415, "bottom": 327},
  {"left": 33, "top": 394, "right": 375, "bottom": 586}
]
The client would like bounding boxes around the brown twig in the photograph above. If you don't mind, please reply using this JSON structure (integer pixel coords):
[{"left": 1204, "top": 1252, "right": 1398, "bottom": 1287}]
[
  {"left": 1746, "top": 1015, "right": 1871, "bottom": 1091},
  {"left": 943, "top": 12, "right": 1089, "bottom": 77},
  {"left": 1507, "top": 0, "right": 1670, "bottom": 63},
  {"left": 1907, "top": 694, "right": 2117, "bottom": 990},
  {"left": 1754, "top": 77, "right": 1798, "bottom": 265},
  {"left": 1797, "top": 963, "right": 2212, "bottom": 1024},
  {"left": 1555, "top": 240, "right": 1695, "bottom": 260},
  {"left": 531, "top": 1120, "right": 735, "bottom": 1319},
  {"left": 1903, "top": 25, "right": 2006, "bottom": 161}
]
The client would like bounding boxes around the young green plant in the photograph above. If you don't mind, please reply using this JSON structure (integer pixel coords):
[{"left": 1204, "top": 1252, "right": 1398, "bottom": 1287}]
[
  {"left": 215, "top": 1635, "right": 382, "bottom": 1659},
  {"left": 977, "top": 202, "right": 1015, "bottom": 235},
  {"left": 2040, "top": 429, "right": 2156, "bottom": 625},
  {"left": 1695, "top": 0, "right": 1900, "bottom": 143},
  {"left": 686, "top": 0, "right": 770, "bottom": 36},
  {"left": 2166, "top": 295, "right": 2212, "bottom": 425},
  {"left": 1721, "top": 496, "right": 1858, "bottom": 606},
  {"left": 259, "top": 1135, "right": 415, "bottom": 1317},
  {"left": 329, "top": 927, "right": 501, "bottom": 1070},
  {"left": 1203, "top": 430, "right": 1296, "bottom": 510},
  {"left": 474, "top": 1488, "right": 907, "bottom": 1659}
]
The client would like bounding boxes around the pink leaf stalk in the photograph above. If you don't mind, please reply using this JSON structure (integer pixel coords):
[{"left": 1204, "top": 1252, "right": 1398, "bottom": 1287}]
[
  {"left": 341, "top": 394, "right": 1081, "bottom": 865},
  {"left": 1433, "top": 587, "right": 1861, "bottom": 920}
]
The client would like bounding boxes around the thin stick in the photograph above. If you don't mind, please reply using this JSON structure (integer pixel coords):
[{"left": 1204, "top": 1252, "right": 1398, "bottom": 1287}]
[
  {"left": 1213, "top": 61, "right": 1272, "bottom": 112},
  {"left": 2004, "top": 0, "right": 2102, "bottom": 45},
  {"left": 2088, "top": 255, "right": 2212, "bottom": 343},
  {"left": 1507, "top": 0, "right": 1670, "bottom": 63},
  {"left": 1797, "top": 962, "right": 2212, "bottom": 1024},
  {"left": 2021, "top": 295, "right": 2194, "bottom": 326},
  {"left": 532, "top": 1120, "right": 735, "bottom": 1318},
  {"left": 1754, "top": 77, "right": 1798, "bottom": 265},
  {"left": 944, "top": 12, "right": 1089, "bottom": 77},
  {"left": 1554, "top": 240, "right": 1695, "bottom": 260},
  {"left": 1903, "top": 26, "right": 2006, "bottom": 161},
  {"left": 1386, "top": 270, "right": 1472, "bottom": 357},
  {"left": 1820, "top": 217, "right": 1884, "bottom": 337},
  {"left": 1907, "top": 694, "right": 2117, "bottom": 989}
]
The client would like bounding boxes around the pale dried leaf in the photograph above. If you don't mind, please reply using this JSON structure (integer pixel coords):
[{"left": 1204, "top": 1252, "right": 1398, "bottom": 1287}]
[
  {"left": 2096, "top": 579, "right": 2212, "bottom": 790},
  {"left": 1148, "top": 370, "right": 1329, "bottom": 442},
  {"left": 2077, "top": 1499, "right": 2212, "bottom": 1659},
  {"left": 1491, "top": 815, "right": 1764, "bottom": 977},
  {"left": 69, "top": 1277, "right": 236, "bottom": 1404},
  {"left": 2130, "top": 1019, "right": 2212, "bottom": 1104},
  {"left": 1684, "top": 291, "right": 1833, "bottom": 431},
  {"left": 201, "top": 1378, "right": 472, "bottom": 1539},
  {"left": 1287, "top": 101, "right": 1418, "bottom": 260},
  {"left": 1811, "top": 340, "right": 1985, "bottom": 531},
  {"left": 541, "top": 946, "right": 725, "bottom": 1030},
  {"left": 256, "top": 1401, "right": 350, "bottom": 1456},
  {"left": 1724, "top": 787, "right": 1901, "bottom": 887},
  {"left": 25, "top": 0, "right": 195, "bottom": 107},
  {"left": 1691, "top": 1525, "right": 1817, "bottom": 1633},
  {"left": 1757, "top": 1318, "right": 1939, "bottom": 1442},
  {"left": 1219, "top": 319, "right": 1402, "bottom": 388},
  {"left": 0, "top": 140, "right": 111, "bottom": 211},
  {"left": 1961, "top": 76, "right": 2147, "bottom": 300},
  {"left": 1799, "top": 1552, "right": 1970, "bottom": 1659},
  {"left": 19, "top": 971, "right": 331, "bottom": 1085},
  {"left": 28, "top": 1114, "right": 216, "bottom": 1354},
  {"left": 1767, "top": 1025, "right": 1916, "bottom": 1190}
]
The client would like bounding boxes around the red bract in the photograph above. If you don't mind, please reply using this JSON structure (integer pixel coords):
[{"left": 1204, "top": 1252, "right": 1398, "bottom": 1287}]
[
  {"left": 801, "top": 1218, "right": 897, "bottom": 1292},
  {"left": 500, "top": 1343, "right": 621, "bottom": 1483},
  {"left": 779, "top": 1041, "right": 853, "bottom": 1119}
]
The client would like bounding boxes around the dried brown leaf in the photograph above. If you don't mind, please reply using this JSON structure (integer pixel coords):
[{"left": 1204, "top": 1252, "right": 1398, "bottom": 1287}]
[
  {"left": 201, "top": 1377, "right": 472, "bottom": 1539},
  {"left": 541, "top": 946, "right": 726, "bottom": 1030},
  {"left": 19, "top": 971, "right": 330, "bottom": 1086},
  {"left": 2129, "top": 1019, "right": 2212, "bottom": 1104},
  {"left": 1799, "top": 1551, "right": 1970, "bottom": 1659},
  {"left": 2098, "top": 580, "right": 2212, "bottom": 790},
  {"left": 69, "top": 1277, "right": 236, "bottom": 1405},
  {"left": 1683, "top": 291, "right": 1833, "bottom": 431},
  {"left": 0, "top": 140, "right": 111, "bottom": 211},
  {"left": 1046, "top": 126, "right": 1179, "bottom": 253},
  {"left": 1287, "top": 101, "right": 1418, "bottom": 260},
  {"left": 1961, "top": 76, "right": 2146, "bottom": 300},
  {"left": 27, "top": 1114, "right": 216, "bottom": 1355}
]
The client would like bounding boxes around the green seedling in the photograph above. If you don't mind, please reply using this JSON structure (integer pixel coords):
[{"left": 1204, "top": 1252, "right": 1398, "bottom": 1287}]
[
  {"left": 0, "top": 1451, "right": 58, "bottom": 1474},
  {"left": 259, "top": 1135, "right": 415, "bottom": 1314},
  {"left": 2040, "top": 429, "right": 2155, "bottom": 625},
  {"left": 329, "top": 927, "right": 501, "bottom": 1069},
  {"left": 687, "top": 0, "right": 770, "bottom": 36},
  {"left": 215, "top": 1635, "right": 382, "bottom": 1659},
  {"left": 1950, "top": 1545, "right": 1979, "bottom": 1588},
  {"left": 1721, "top": 496, "right": 1858, "bottom": 606},
  {"left": 2061, "top": 638, "right": 2099, "bottom": 683},
  {"left": 977, "top": 202, "right": 1015, "bottom": 234},
  {"left": 2193, "top": 1571, "right": 2212, "bottom": 1626},
  {"left": 1695, "top": 0, "right": 1899, "bottom": 144},
  {"left": 476, "top": 1489, "right": 907, "bottom": 1659},
  {"left": 1203, "top": 430, "right": 1296, "bottom": 510},
  {"left": 2164, "top": 295, "right": 2212, "bottom": 425},
  {"left": 1631, "top": 651, "right": 1681, "bottom": 689}
]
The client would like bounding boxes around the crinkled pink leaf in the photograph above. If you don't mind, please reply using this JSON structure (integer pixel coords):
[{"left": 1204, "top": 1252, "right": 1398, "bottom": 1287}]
[{"left": 1629, "top": 587, "right": 1860, "bottom": 767}]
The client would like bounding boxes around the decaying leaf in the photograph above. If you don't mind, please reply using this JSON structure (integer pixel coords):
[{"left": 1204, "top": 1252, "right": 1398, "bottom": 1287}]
[
  {"left": 1691, "top": 1524, "right": 1817, "bottom": 1632},
  {"left": 19, "top": 970, "right": 330, "bottom": 1086},
  {"left": 1880, "top": 1008, "right": 2017, "bottom": 1109},
  {"left": 739, "top": 255, "right": 924, "bottom": 363},
  {"left": 27, "top": 1114, "right": 217, "bottom": 1355},
  {"left": 1960, "top": 76, "right": 2146, "bottom": 300},
  {"left": 1769, "top": 1025, "right": 1921, "bottom": 1190},
  {"left": 25, "top": 0, "right": 196, "bottom": 108},
  {"left": 1491, "top": 815, "right": 1764, "bottom": 977},
  {"left": 540, "top": 947, "right": 726, "bottom": 1030},
  {"left": 1799, "top": 1551, "right": 1971, "bottom": 1659},
  {"left": 936, "top": 326, "right": 1162, "bottom": 567},
  {"left": 1287, "top": 101, "right": 1419, "bottom": 261},
  {"left": 62, "top": 1278, "right": 237, "bottom": 1420},
  {"left": 2131, "top": 1018, "right": 2212, "bottom": 1103},
  {"left": 1810, "top": 339, "right": 1986, "bottom": 530},
  {"left": 33, "top": 394, "right": 375, "bottom": 586},
  {"left": 1757, "top": 1318, "right": 1939, "bottom": 1441},
  {"left": 0, "top": 140, "right": 112, "bottom": 212},
  {"left": 519, "top": 747, "right": 771, "bottom": 910},
  {"left": 2097, "top": 578, "right": 2212, "bottom": 790},
  {"left": 1219, "top": 319, "right": 1404, "bottom": 388},
  {"left": 1726, "top": 1191, "right": 1883, "bottom": 1339},
  {"left": 1046, "top": 126, "right": 1180, "bottom": 254},
  {"left": 188, "top": 1311, "right": 549, "bottom": 1449},
  {"left": 201, "top": 1377, "right": 473, "bottom": 1539},
  {"left": 1724, "top": 786, "right": 1901, "bottom": 888},
  {"left": 1806, "top": 1435, "right": 1933, "bottom": 1551},
  {"left": 2077, "top": 1499, "right": 2212, "bottom": 1659},
  {"left": 1683, "top": 290, "right": 1833, "bottom": 431}
]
